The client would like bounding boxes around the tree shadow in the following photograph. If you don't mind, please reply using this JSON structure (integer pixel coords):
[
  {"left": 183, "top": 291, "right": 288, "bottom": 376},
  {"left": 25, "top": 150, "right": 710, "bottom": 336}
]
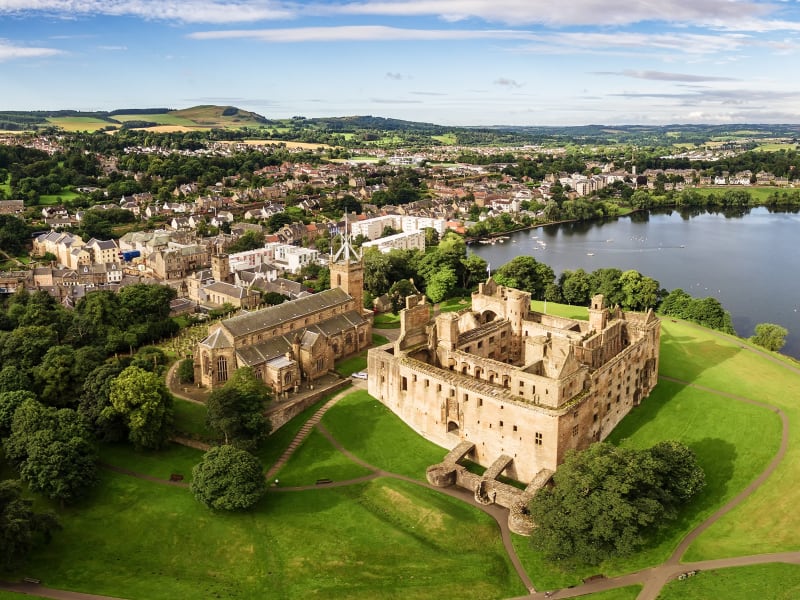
[{"left": 659, "top": 330, "right": 743, "bottom": 381}]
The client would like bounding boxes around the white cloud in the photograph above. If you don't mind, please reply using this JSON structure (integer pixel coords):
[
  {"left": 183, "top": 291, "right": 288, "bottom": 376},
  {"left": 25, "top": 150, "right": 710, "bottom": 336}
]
[
  {"left": 596, "top": 70, "right": 739, "bottom": 82},
  {"left": 0, "top": 39, "right": 63, "bottom": 61},
  {"left": 188, "top": 25, "right": 534, "bottom": 42},
  {"left": 324, "top": 0, "right": 772, "bottom": 28},
  {"left": 0, "top": 1, "right": 294, "bottom": 24},
  {"left": 514, "top": 31, "right": 752, "bottom": 56}
]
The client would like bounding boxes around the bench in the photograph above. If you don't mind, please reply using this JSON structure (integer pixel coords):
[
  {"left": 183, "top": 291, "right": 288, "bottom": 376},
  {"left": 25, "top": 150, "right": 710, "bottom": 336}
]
[{"left": 315, "top": 478, "right": 333, "bottom": 485}]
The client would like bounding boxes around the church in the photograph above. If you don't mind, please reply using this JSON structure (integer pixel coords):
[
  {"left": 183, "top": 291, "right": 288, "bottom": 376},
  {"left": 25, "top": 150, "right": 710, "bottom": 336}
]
[{"left": 195, "top": 232, "right": 372, "bottom": 395}]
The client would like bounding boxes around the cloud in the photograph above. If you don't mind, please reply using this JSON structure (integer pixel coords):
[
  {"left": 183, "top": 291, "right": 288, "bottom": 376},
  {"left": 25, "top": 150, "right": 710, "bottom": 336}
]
[
  {"left": 97, "top": 45, "right": 127, "bottom": 51},
  {"left": 595, "top": 70, "right": 739, "bottom": 82},
  {"left": 410, "top": 91, "right": 447, "bottom": 96},
  {"left": 0, "top": 39, "right": 63, "bottom": 61},
  {"left": 324, "top": 0, "right": 772, "bottom": 29},
  {"left": 189, "top": 25, "right": 534, "bottom": 42},
  {"left": 370, "top": 98, "right": 423, "bottom": 103},
  {"left": 513, "top": 31, "right": 751, "bottom": 56},
  {"left": 494, "top": 77, "right": 521, "bottom": 88},
  {"left": 0, "top": 1, "right": 294, "bottom": 24},
  {"left": 385, "top": 72, "right": 403, "bottom": 80}
]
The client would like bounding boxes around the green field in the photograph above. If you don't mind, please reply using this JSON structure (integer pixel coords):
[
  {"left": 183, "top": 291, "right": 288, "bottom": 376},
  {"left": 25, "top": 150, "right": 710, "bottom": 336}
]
[
  {"left": 99, "top": 441, "right": 204, "bottom": 483},
  {"left": 37, "top": 189, "right": 80, "bottom": 205},
  {"left": 322, "top": 390, "right": 448, "bottom": 480},
  {"left": 46, "top": 116, "right": 115, "bottom": 132},
  {"left": 111, "top": 113, "right": 197, "bottom": 127},
  {"left": 273, "top": 428, "right": 372, "bottom": 486},
  {"left": 689, "top": 186, "right": 780, "bottom": 201},
  {"left": 373, "top": 312, "right": 401, "bottom": 328},
  {"left": 17, "top": 472, "right": 525, "bottom": 599},
  {"left": 431, "top": 133, "right": 457, "bottom": 145},
  {"left": 657, "top": 563, "right": 800, "bottom": 599}
]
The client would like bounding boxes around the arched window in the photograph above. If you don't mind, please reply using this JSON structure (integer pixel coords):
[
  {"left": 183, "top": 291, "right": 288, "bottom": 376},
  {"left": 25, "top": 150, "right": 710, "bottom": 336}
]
[
  {"left": 284, "top": 372, "right": 292, "bottom": 385},
  {"left": 217, "top": 356, "right": 228, "bottom": 382},
  {"left": 337, "top": 274, "right": 342, "bottom": 286}
]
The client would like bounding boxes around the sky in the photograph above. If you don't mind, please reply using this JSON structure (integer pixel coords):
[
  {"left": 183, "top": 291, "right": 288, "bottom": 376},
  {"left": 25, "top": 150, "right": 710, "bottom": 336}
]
[{"left": 2, "top": 0, "right": 800, "bottom": 126}]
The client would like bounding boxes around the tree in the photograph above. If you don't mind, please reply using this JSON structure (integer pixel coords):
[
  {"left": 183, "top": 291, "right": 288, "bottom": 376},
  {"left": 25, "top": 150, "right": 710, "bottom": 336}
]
[
  {"left": 618, "top": 270, "right": 661, "bottom": 311},
  {"left": 78, "top": 360, "right": 128, "bottom": 443},
  {"left": 750, "top": 323, "right": 788, "bottom": 352},
  {"left": 425, "top": 267, "right": 457, "bottom": 304},
  {"left": 529, "top": 441, "right": 704, "bottom": 565},
  {"left": 0, "top": 390, "right": 36, "bottom": 436},
  {"left": 177, "top": 358, "right": 195, "bottom": 384},
  {"left": 108, "top": 366, "right": 174, "bottom": 450},
  {"left": 461, "top": 253, "right": 488, "bottom": 290},
  {"left": 0, "top": 479, "right": 60, "bottom": 569},
  {"left": 4, "top": 399, "right": 98, "bottom": 505},
  {"left": 206, "top": 367, "right": 270, "bottom": 448},
  {"left": 191, "top": 445, "right": 266, "bottom": 511},
  {"left": 388, "top": 279, "right": 418, "bottom": 314},
  {"left": 560, "top": 269, "right": 592, "bottom": 306},
  {"left": 493, "top": 256, "right": 555, "bottom": 300}
]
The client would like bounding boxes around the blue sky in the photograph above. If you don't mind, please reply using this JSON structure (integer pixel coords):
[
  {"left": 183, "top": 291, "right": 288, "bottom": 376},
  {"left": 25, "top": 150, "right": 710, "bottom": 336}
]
[{"left": 2, "top": 0, "right": 800, "bottom": 126}]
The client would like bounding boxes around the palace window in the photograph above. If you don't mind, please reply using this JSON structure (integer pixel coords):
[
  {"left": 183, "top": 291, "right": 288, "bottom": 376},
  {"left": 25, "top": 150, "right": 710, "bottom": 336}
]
[
  {"left": 572, "top": 425, "right": 579, "bottom": 437},
  {"left": 316, "top": 358, "right": 324, "bottom": 372},
  {"left": 402, "top": 377, "right": 408, "bottom": 391},
  {"left": 535, "top": 432, "right": 543, "bottom": 445}
]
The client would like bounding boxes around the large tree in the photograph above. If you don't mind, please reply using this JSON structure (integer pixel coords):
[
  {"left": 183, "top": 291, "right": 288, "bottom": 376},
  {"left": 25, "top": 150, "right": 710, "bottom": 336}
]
[
  {"left": 493, "top": 256, "right": 555, "bottom": 299},
  {"left": 0, "top": 479, "right": 60, "bottom": 568},
  {"left": 4, "top": 399, "right": 98, "bottom": 505},
  {"left": 529, "top": 441, "right": 704, "bottom": 565},
  {"left": 191, "top": 445, "right": 266, "bottom": 511},
  {"left": 749, "top": 323, "right": 788, "bottom": 352},
  {"left": 108, "top": 365, "right": 174, "bottom": 450},
  {"left": 206, "top": 367, "right": 270, "bottom": 448}
]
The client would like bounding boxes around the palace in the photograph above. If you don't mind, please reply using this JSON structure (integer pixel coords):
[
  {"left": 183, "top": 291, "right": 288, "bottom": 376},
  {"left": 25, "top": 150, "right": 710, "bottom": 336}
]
[
  {"left": 195, "top": 232, "right": 371, "bottom": 394},
  {"left": 367, "top": 280, "right": 660, "bottom": 485}
]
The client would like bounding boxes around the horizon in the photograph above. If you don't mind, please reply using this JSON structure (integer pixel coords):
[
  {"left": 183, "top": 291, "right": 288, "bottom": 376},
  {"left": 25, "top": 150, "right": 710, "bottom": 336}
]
[{"left": 3, "top": 1, "right": 800, "bottom": 127}]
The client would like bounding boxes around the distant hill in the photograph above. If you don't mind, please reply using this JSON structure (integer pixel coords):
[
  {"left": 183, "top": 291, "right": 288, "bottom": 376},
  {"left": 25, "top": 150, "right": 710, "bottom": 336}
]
[{"left": 1, "top": 106, "right": 799, "bottom": 147}]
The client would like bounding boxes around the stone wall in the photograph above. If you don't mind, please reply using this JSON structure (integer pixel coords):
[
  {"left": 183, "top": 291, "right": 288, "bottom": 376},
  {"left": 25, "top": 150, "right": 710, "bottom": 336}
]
[{"left": 266, "top": 378, "right": 350, "bottom": 431}]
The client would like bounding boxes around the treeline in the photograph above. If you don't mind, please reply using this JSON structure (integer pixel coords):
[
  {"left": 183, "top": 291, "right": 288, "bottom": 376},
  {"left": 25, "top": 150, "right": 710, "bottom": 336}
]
[{"left": 363, "top": 243, "right": 735, "bottom": 335}]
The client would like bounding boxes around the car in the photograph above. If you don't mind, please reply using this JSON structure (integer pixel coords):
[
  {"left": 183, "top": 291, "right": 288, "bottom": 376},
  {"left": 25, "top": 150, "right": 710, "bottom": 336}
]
[{"left": 351, "top": 371, "right": 368, "bottom": 380}]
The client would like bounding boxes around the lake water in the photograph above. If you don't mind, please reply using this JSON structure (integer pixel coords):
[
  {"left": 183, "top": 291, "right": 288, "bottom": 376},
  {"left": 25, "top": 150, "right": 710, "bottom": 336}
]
[{"left": 471, "top": 207, "right": 800, "bottom": 359}]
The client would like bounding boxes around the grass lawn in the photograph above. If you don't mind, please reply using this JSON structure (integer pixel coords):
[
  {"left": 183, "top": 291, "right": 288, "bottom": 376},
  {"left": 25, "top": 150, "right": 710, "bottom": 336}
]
[
  {"left": 274, "top": 428, "right": 372, "bottom": 486},
  {"left": 657, "top": 563, "right": 800, "bottom": 599},
  {"left": 656, "top": 319, "right": 800, "bottom": 559},
  {"left": 438, "top": 296, "right": 471, "bottom": 312},
  {"left": 322, "top": 390, "right": 447, "bottom": 480},
  {"left": 334, "top": 333, "right": 389, "bottom": 377},
  {"left": 0, "top": 173, "right": 10, "bottom": 195},
  {"left": 172, "top": 398, "right": 217, "bottom": 441},
  {"left": 0, "top": 593, "right": 52, "bottom": 600},
  {"left": 689, "top": 186, "right": 778, "bottom": 202},
  {"left": 373, "top": 312, "right": 401, "bottom": 328},
  {"left": 530, "top": 299, "right": 589, "bottom": 320},
  {"left": 582, "top": 586, "right": 643, "bottom": 600},
  {"left": 99, "top": 442, "right": 204, "bottom": 482},
  {"left": 37, "top": 190, "right": 80, "bottom": 205},
  {"left": 18, "top": 471, "right": 526, "bottom": 599}
]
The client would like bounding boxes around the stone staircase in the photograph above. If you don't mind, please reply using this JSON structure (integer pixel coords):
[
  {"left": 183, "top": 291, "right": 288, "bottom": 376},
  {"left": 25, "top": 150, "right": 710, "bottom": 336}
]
[{"left": 265, "top": 394, "right": 343, "bottom": 481}]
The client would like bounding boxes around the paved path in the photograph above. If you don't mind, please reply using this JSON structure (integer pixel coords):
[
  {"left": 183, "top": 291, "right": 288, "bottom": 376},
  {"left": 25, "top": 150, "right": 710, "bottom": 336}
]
[{"left": 0, "top": 580, "right": 124, "bottom": 600}]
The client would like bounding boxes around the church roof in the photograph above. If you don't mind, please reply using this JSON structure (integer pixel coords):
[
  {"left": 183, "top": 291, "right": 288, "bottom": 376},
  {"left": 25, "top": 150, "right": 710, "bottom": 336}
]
[
  {"left": 222, "top": 287, "right": 351, "bottom": 338},
  {"left": 201, "top": 328, "right": 233, "bottom": 349}
]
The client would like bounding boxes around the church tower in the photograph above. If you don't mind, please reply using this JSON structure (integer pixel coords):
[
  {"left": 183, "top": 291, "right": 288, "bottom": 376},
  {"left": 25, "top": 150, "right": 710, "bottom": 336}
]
[
  {"left": 329, "top": 214, "right": 365, "bottom": 312},
  {"left": 212, "top": 253, "right": 232, "bottom": 283}
]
